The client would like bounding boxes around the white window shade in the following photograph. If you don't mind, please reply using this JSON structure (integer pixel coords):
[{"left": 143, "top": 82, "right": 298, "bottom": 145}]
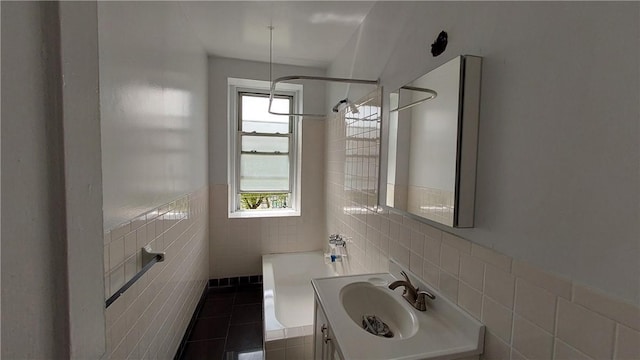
[{"left": 240, "top": 154, "right": 290, "bottom": 192}]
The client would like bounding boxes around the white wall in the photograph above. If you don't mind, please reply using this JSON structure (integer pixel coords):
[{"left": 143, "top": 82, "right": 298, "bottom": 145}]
[
  {"left": 99, "top": 2, "right": 208, "bottom": 231},
  {"left": 328, "top": 2, "right": 640, "bottom": 304},
  {"left": 97, "top": 2, "right": 210, "bottom": 359},
  {"left": 58, "top": 2, "right": 107, "bottom": 357},
  {"left": 208, "top": 57, "right": 327, "bottom": 278},
  {"left": 2, "top": 2, "right": 107, "bottom": 358},
  {"left": 2, "top": 2, "right": 210, "bottom": 358},
  {"left": 1, "top": 3, "right": 70, "bottom": 357}
]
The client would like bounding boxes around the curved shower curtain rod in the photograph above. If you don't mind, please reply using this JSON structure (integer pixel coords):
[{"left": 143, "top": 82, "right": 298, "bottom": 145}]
[
  {"left": 268, "top": 75, "right": 379, "bottom": 118},
  {"left": 265, "top": 26, "right": 379, "bottom": 118},
  {"left": 389, "top": 85, "right": 438, "bottom": 113}
]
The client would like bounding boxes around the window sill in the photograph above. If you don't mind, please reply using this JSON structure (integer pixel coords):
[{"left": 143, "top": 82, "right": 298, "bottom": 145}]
[{"left": 228, "top": 209, "right": 301, "bottom": 219}]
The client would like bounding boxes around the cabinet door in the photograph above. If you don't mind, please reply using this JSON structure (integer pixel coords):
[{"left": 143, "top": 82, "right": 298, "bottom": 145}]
[
  {"left": 314, "top": 302, "right": 328, "bottom": 360},
  {"left": 326, "top": 325, "right": 339, "bottom": 360},
  {"left": 314, "top": 301, "right": 342, "bottom": 360}
]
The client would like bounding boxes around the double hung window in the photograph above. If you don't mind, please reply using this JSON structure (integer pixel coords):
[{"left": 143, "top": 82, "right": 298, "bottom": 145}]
[{"left": 228, "top": 79, "right": 301, "bottom": 216}]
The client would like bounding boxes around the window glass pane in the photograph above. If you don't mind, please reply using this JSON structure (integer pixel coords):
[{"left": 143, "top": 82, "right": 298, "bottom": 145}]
[
  {"left": 240, "top": 154, "right": 289, "bottom": 191},
  {"left": 241, "top": 95, "right": 290, "bottom": 134},
  {"left": 239, "top": 193, "right": 290, "bottom": 210},
  {"left": 241, "top": 135, "right": 289, "bottom": 153}
]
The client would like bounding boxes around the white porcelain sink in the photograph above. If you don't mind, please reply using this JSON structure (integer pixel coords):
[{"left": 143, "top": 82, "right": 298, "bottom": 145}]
[
  {"left": 312, "top": 260, "right": 485, "bottom": 360},
  {"left": 340, "top": 282, "right": 418, "bottom": 339}
]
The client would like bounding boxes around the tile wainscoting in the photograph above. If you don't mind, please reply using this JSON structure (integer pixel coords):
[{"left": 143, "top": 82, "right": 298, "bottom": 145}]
[
  {"left": 209, "top": 184, "right": 324, "bottom": 279},
  {"left": 325, "top": 89, "right": 639, "bottom": 360},
  {"left": 102, "top": 187, "right": 209, "bottom": 359}
]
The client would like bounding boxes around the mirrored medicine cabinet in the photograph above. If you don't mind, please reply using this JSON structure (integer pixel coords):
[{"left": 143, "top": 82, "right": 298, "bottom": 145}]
[{"left": 382, "top": 55, "right": 482, "bottom": 228}]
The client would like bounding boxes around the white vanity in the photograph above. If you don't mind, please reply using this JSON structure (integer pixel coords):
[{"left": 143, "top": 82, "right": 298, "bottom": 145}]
[{"left": 311, "top": 261, "right": 484, "bottom": 360}]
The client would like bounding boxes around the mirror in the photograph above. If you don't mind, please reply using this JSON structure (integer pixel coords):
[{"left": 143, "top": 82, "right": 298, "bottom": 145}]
[{"left": 384, "top": 55, "right": 482, "bottom": 227}]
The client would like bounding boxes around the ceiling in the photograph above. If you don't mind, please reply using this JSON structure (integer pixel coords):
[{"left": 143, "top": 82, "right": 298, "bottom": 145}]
[{"left": 179, "top": 1, "right": 375, "bottom": 68}]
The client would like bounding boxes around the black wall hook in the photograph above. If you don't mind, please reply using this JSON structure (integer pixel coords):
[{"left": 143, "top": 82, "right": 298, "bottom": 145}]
[{"left": 431, "top": 31, "right": 448, "bottom": 57}]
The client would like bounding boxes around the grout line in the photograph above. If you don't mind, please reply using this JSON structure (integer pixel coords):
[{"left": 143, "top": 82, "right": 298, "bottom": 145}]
[
  {"left": 550, "top": 296, "right": 561, "bottom": 360},
  {"left": 611, "top": 323, "right": 619, "bottom": 360}
]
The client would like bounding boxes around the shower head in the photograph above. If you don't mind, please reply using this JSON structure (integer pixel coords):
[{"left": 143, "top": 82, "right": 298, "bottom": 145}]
[
  {"left": 332, "top": 99, "right": 347, "bottom": 113},
  {"left": 332, "top": 98, "right": 359, "bottom": 114}
]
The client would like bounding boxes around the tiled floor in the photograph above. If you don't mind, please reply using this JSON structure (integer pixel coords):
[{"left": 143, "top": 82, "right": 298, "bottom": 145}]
[{"left": 180, "top": 284, "right": 264, "bottom": 360}]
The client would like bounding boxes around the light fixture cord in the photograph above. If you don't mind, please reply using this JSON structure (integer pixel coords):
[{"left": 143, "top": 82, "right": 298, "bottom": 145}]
[{"left": 345, "top": 24, "right": 364, "bottom": 100}]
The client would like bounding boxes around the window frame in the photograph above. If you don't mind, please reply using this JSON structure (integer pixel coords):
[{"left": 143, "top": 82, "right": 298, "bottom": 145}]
[
  {"left": 237, "top": 91, "right": 294, "bottom": 195},
  {"left": 227, "top": 78, "right": 303, "bottom": 218}
]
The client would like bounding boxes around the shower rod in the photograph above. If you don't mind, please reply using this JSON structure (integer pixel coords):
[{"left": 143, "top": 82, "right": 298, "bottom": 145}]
[
  {"left": 389, "top": 85, "right": 438, "bottom": 113},
  {"left": 268, "top": 75, "right": 379, "bottom": 118}
]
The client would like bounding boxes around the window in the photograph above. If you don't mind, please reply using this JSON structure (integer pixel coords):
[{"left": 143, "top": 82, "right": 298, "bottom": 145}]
[{"left": 228, "top": 79, "right": 302, "bottom": 217}]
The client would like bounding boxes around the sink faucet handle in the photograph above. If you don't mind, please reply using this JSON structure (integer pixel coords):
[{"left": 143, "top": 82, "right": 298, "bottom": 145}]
[
  {"left": 400, "top": 271, "right": 412, "bottom": 285},
  {"left": 414, "top": 290, "right": 436, "bottom": 311},
  {"left": 417, "top": 289, "right": 436, "bottom": 300}
]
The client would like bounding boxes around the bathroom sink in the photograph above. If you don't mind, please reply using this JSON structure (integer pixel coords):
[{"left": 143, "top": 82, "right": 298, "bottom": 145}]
[
  {"left": 312, "top": 260, "right": 485, "bottom": 360},
  {"left": 340, "top": 282, "right": 418, "bottom": 339}
]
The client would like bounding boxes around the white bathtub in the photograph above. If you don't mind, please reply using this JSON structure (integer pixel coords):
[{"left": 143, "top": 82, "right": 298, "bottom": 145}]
[{"left": 262, "top": 251, "right": 342, "bottom": 341}]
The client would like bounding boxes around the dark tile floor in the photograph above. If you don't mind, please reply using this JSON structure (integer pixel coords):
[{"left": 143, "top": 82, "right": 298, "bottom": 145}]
[{"left": 180, "top": 284, "right": 264, "bottom": 360}]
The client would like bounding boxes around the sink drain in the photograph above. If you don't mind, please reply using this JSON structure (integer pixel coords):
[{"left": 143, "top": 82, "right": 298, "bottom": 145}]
[{"left": 362, "top": 315, "right": 394, "bottom": 338}]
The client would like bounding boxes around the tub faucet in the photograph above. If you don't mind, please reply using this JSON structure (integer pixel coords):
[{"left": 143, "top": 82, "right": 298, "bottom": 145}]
[
  {"left": 388, "top": 271, "right": 436, "bottom": 311},
  {"left": 329, "top": 234, "right": 346, "bottom": 247}
]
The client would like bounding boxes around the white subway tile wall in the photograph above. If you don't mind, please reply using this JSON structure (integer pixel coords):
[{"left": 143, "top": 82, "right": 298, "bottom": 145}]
[
  {"left": 102, "top": 187, "right": 209, "bottom": 359},
  {"left": 325, "top": 88, "right": 386, "bottom": 275},
  {"left": 209, "top": 184, "right": 324, "bottom": 279},
  {"left": 512, "top": 314, "right": 554, "bottom": 360},
  {"left": 554, "top": 339, "right": 593, "bottom": 360},
  {"left": 614, "top": 325, "right": 640, "bottom": 360},
  {"left": 556, "top": 298, "right": 616, "bottom": 360},
  {"left": 483, "top": 296, "right": 514, "bottom": 343},
  {"left": 324, "top": 89, "right": 640, "bottom": 360},
  {"left": 514, "top": 279, "right": 557, "bottom": 333}
]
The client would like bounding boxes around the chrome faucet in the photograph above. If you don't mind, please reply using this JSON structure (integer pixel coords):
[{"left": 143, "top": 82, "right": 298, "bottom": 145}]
[
  {"left": 388, "top": 271, "right": 436, "bottom": 311},
  {"left": 329, "top": 234, "right": 346, "bottom": 247}
]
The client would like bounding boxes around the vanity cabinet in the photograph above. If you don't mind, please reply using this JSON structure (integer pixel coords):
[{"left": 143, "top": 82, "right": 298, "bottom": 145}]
[
  {"left": 311, "top": 269, "right": 484, "bottom": 360},
  {"left": 314, "top": 298, "right": 343, "bottom": 360}
]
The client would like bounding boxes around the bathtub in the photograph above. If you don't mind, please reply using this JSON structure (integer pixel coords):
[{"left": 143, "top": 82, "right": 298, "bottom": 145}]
[{"left": 262, "top": 251, "right": 343, "bottom": 342}]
